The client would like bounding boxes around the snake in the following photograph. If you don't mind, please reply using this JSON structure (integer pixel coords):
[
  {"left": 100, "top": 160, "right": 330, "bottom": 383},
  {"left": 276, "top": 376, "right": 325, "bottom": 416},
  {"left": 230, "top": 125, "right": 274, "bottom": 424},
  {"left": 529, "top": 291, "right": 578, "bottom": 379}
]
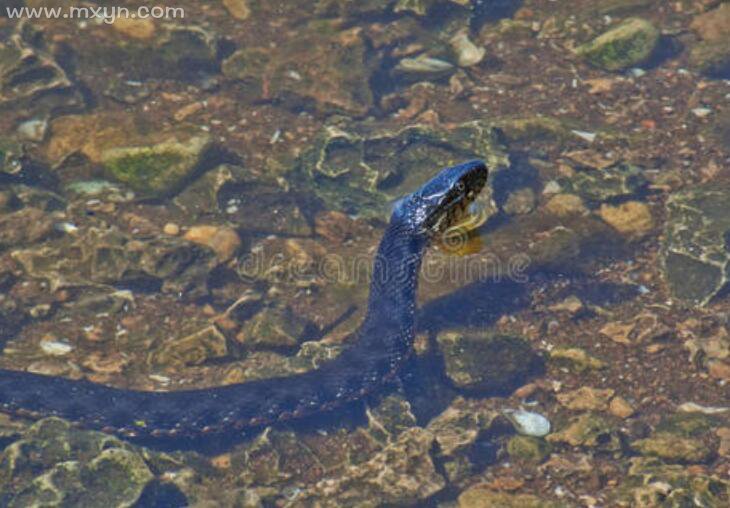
[{"left": 0, "top": 160, "right": 489, "bottom": 440}]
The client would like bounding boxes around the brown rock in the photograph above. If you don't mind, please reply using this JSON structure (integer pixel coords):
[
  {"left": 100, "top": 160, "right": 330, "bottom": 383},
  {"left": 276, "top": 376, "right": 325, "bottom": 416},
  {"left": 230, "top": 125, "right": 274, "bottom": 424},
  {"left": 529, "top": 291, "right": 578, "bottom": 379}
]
[
  {"left": 315, "top": 210, "right": 355, "bottom": 243},
  {"left": 609, "top": 396, "right": 635, "bottom": 419},
  {"left": 544, "top": 193, "right": 587, "bottom": 217},
  {"left": 111, "top": 18, "right": 156, "bottom": 40},
  {"left": 599, "top": 201, "right": 654, "bottom": 239},
  {"left": 708, "top": 360, "right": 730, "bottom": 381},
  {"left": 222, "top": 0, "right": 251, "bottom": 20},
  {"left": 557, "top": 387, "right": 615, "bottom": 411},
  {"left": 184, "top": 225, "right": 241, "bottom": 261}
]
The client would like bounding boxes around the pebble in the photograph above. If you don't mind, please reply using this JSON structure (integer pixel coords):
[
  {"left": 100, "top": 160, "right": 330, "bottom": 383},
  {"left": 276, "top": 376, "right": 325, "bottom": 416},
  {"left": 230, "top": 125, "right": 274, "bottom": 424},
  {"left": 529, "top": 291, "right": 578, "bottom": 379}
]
[
  {"left": 504, "top": 408, "right": 551, "bottom": 437},
  {"left": 40, "top": 338, "right": 73, "bottom": 356},
  {"left": 609, "top": 396, "right": 635, "bottom": 418},
  {"left": 163, "top": 222, "right": 180, "bottom": 236},
  {"left": 691, "top": 107, "right": 712, "bottom": 118},
  {"left": 599, "top": 201, "right": 654, "bottom": 239},
  {"left": 449, "top": 31, "right": 486, "bottom": 67},
  {"left": 677, "top": 402, "right": 729, "bottom": 415},
  {"left": 184, "top": 224, "right": 241, "bottom": 261},
  {"left": 17, "top": 119, "right": 47, "bottom": 142}
]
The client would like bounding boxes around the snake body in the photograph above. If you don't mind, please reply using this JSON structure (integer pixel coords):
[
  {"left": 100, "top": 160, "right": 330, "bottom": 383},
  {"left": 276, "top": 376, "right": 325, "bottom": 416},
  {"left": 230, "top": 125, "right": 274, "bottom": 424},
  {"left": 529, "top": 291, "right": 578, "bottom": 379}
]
[{"left": 0, "top": 160, "right": 488, "bottom": 439}]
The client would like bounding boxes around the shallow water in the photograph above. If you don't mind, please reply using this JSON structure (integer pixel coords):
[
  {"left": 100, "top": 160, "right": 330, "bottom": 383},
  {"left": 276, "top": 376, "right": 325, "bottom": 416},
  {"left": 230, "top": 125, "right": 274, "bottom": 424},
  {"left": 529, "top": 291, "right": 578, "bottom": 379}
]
[{"left": 0, "top": 0, "right": 729, "bottom": 506}]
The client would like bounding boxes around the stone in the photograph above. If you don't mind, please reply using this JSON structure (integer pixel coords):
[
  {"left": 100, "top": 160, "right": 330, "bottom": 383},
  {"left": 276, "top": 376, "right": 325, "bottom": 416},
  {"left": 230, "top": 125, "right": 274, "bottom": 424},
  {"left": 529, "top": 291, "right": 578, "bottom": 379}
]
[
  {"left": 562, "top": 163, "right": 648, "bottom": 206},
  {"left": 557, "top": 387, "right": 615, "bottom": 411},
  {"left": 547, "top": 413, "right": 617, "bottom": 449},
  {"left": 152, "top": 324, "right": 228, "bottom": 368},
  {"left": 112, "top": 17, "right": 156, "bottom": 40},
  {"left": 609, "top": 396, "right": 635, "bottom": 419},
  {"left": 436, "top": 331, "right": 541, "bottom": 392},
  {"left": 0, "top": 208, "right": 55, "bottom": 250},
  {"left": 222, "top": 22, "right": 374, "bottom": 115},
  {"left": 631, "top": 432, "right": 713, "bottom": 463},
  {"left": 301, "top": 428, "right": 445, "bottom": 505},
  {"left": 599, "top": 201, "right": 654, "bottom": 239},
  {"left": 506, "top": 435, "right": 551, "bottom": 464},
  {"left": 662, "top": 181, "right": 730, "bottom": 306},
  {"left": 458, "top": 486, "right": 561, "bottom": 508},
  {"left": 689, "top": 3, "right": 730, "bottom": 78},
  {"left": 544, "top": 193, "right": 587, "bottom": 217},
  {"left": 575, "top": 18, "right": 659, "bottom": 71},
  {"left": 549, "top": 347, "right": 606, "bottom": 372},
  {"left": 101, "top": 135, "right": 212, "bottom": 199},
  {"left": 504, "top": 409, "right": 551, "bottom": 437},
  {"left": 237, "top": 305, "right": 311, "bottom": 349},
  {"left": 450, "top": 31, "right": 486, "bottom": 67},
  {"left": 222, "top": 0, "right": 251, "bottom": 20},
  {"left": 183, "top": 225, "right": 241, "bottom": 261},
  {"left": 0, "top": 418, "right": 152, "bottom": 507}
]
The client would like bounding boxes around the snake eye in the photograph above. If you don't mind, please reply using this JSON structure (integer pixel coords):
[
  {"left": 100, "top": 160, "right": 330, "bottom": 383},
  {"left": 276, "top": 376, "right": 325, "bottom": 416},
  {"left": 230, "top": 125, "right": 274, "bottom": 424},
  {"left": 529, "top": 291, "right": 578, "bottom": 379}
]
[{"left": 455, "top": 181, "right": 465, "bottom": 192}]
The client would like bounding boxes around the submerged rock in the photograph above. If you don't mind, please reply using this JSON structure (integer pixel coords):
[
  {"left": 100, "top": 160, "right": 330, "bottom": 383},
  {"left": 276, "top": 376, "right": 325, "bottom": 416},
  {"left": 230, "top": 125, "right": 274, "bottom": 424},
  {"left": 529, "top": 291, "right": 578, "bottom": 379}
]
[
  {"left": 689, "top": 3, "right": 730, "bottom": 79},
  {"left": 615, "top": 457, "right": 730, "bottom": 507},
  {"left": 295, "top": 121, "right": 508, "bottom": 218},
  {"left": 100, "top": 135, "right": 212, "bottom": 199},
  {"left": 662, "top": 181, "right": 730, "bottom": 306},
  {"left": 631, "top": 432, "right": 713, "bottom": 463},
  {"left": 436, "top": 331, "right": 540, "bottom": 392},
  {"left": 223, "top": 22, "right": 374, "bottom": 115},
  {"left": 458, "top": 485, "right": 561, "bottom": 508},
  {"left": 575, "top": 17, "right": 659, "bottom": 71},
  {"left": 0, "top": 418, "right": 153, "bottom": 507}
]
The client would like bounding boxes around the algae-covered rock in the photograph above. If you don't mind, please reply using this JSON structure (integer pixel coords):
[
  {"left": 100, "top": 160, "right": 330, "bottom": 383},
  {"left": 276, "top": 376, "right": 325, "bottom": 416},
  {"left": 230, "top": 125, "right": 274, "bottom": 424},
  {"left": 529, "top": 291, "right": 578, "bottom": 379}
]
[
  {"left": 615, "top": 457, "right": 730, "bottom": 507},
  {"left": 507, "top": 435, "right": 551, "bottom": 464},
  {"left": 295, "top": 121, "right": 508, "bottom": 218},
  {"left": 547, "top": 413, "right": 619, "bottom": 450},
  {"left": 0, "top": 137, "right": 22, "bottom": 175},
  {"left": 101, "top": 135, "right": 211, "bottom": 199},
  {"left": 662, "top": 181, "right": 730, "bottom": 306},
  {"left": 0, "top": 418, "right": 153, "bottom": 507},
  {"left": 631, "top": 432, "right": 713, "bottom": 463},
  {"left": 549, "top": 347, "right": 606, "bottom": 372},
  {"left": 576, "top": 17, "right": 659, "bottom": 71},
  {"left": 436, "top": 331, "right": 540, "bottom": 392},
  {"left": 561, "top": 163, "right": 648, "bottom": 206},
  {"left": 151, "top": 324, "right": 228, "bottom": 368}
]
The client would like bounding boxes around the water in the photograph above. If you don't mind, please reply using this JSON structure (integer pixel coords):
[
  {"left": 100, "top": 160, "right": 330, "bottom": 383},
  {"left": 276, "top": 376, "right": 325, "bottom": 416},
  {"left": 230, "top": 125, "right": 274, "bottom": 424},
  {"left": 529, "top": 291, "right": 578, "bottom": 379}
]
[{"left": 0, "top": 0, "right": 729, "bottom": 506}]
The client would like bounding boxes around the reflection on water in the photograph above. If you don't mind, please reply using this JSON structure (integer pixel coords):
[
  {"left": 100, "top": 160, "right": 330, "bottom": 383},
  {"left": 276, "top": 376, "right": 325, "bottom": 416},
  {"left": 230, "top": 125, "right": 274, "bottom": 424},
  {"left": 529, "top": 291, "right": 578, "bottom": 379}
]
[{"left": 1, "top": 0, "right": 730, "bottom": 506}]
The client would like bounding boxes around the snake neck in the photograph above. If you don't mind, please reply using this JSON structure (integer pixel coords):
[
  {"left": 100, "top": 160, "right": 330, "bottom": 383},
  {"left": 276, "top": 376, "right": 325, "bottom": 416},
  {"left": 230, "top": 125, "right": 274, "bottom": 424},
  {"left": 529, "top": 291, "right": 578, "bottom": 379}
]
[{"left": 357, "top": 218, "right": 427, "bottom": 359}]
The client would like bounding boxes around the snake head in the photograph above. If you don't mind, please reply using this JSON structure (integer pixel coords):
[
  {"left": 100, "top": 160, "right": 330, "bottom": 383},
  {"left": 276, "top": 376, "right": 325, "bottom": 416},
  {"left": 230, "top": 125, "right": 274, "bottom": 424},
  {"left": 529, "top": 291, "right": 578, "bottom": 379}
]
[{"left": 394, "top": 160, "right": 489, "bottom": 238}]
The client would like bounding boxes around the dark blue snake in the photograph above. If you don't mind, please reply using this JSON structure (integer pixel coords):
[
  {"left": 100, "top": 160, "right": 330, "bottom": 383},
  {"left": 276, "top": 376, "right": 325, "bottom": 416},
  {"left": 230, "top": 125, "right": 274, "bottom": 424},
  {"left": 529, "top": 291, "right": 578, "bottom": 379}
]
[{"left": 0, "top": 161, "right": 488, "bottom": 439}]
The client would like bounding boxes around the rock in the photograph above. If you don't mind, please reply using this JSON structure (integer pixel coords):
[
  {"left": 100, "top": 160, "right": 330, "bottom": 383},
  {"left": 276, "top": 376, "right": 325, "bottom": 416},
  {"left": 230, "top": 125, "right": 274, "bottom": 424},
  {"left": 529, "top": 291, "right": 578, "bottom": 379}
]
[
  {"left": 504, "top": 409, "right": 551, "bottom": 437},
  {"left": 152, "top": 324, "right": 228, "bottom": 367},
  {"left": 111, "top": 17, "right": 156, "bottom": 40},
  {"left": 302, "top": 428, "right": 445, "bottom": 505},
  {"left": 616, "top": 457, "right": 730, "bottom": 507},
  {"left": 662, "top": 181, "right": 730, "bottom": 305},
  {"left": 502, "top": 187, "right": 536, "bottom": 216},
  {"left": 295, "top": 121, "right": 507, "bottom": 218},
  {"left": 557, "top": 387, "right": 615, "bottom": 411},
  {"left": 599, "top": 201, "right": 654, "bottom": 239},
  {"left": 631, "top": 432, "right": 713, "bottom": 463},
  {"left": 393, "top": 55, "right": 455, "bottom": 84},
  {"left": 222, "top": 23, "right": 374, "bottom": 115},
  {"left": 506, "top": 435, "right": 551, "bottom": 464},
  {"left": 17, "top": 118, "right": 47, "bottom": 142},
  {"left": 163, "top": 223, "right": 180, "bottom": 236},
  {"left": 0, "top": 137, "right": 22, "bottom": 175},
  {"left": 0, "top": 23, "right": 81, "bottom": 115},
  {"left": 609, "top": 396, "right": 635, "bottom": 419},
  {"left": 562, "top": 163, "right": 648, "bottom": 206},
  {"left": 544, "top": 193, "right": 588, "bottom": 217},
  {"left": 79, "top": 25, "right": 219, "bottom": 83},
  {"left": 689, "top": 3, "right": 730, "bottom": 78},
  {"left": 184, "top": 225, "right": 241, "bottom": 261},
  {"left": 575, "top": 17, "right": 659, "bottom": 71},
  {"left": 237, "top": 305, "right": 311, "bottom": 349},
  {"left": 314, "top": 211, "right": 356, "bottom": 243},
  {"left": 450, "top": 31, "right": 486, "bottom": 67},
  {"left": 0, "top": 208, "right": 55, "bottom": 250},
  {"left": 549, "top": 347, "right": 606, "bottom": 372},
  {"left": 222, "top": 0, "right": 251, "bottom": 20},
  {"left": 101, "top": 135, "right": 212, "bottom": 199},
  {"left": 458, "top": 486, "right": 560, "bottom": 508},
  {"left": 436, "top": 331, "right": 541, "bottom": 392},
  {"left": 0, "top": 418, "right": 153, "bottom": 507},
  {"left": 547, "top": 413, "right": 618, "bottom": 449}
]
